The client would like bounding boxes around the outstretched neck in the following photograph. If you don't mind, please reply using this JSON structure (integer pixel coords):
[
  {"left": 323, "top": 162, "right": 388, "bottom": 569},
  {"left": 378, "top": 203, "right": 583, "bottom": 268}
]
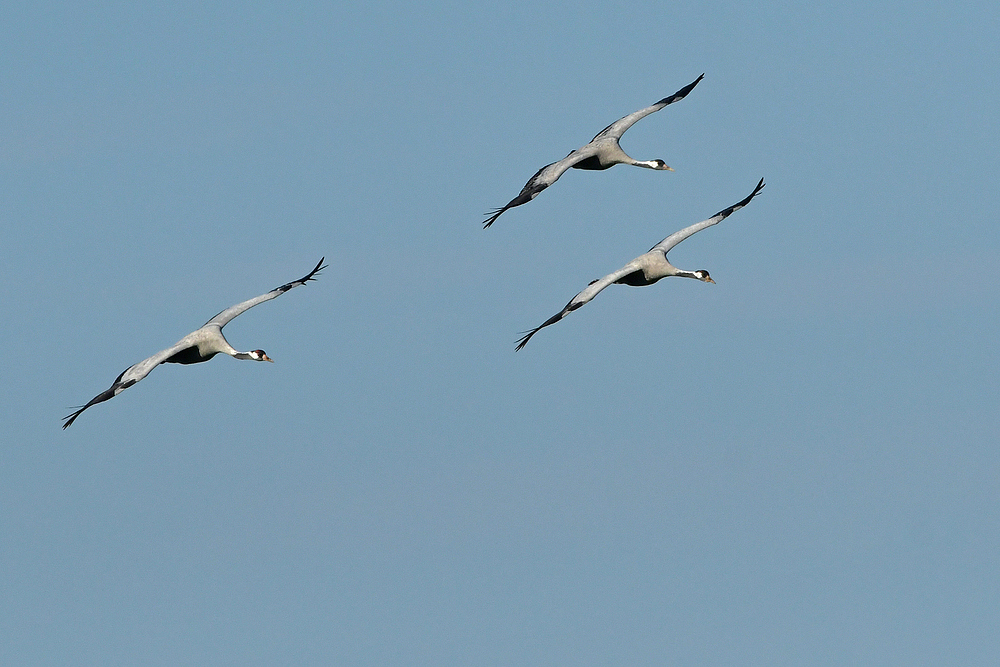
[
  {"left": 632, "top": 158, "right": 673, "bottom": 171},
  {"left": 232, "top": 349, "right": 273, "bottom": 362},
  {"left": 673, "top": 267, "right": 714, "bottom": 284}
]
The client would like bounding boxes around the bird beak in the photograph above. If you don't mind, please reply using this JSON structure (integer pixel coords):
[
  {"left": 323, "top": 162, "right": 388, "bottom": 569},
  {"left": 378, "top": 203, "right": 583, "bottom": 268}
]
[
  {"left": 263, "top": 354, "right": 274, "bottom": 362},
  {"left": 665, "top": 165, "right": 674, "bottom": 171},
  {"left": 706, "top": 277, "right": 716, "bottom": 284}
]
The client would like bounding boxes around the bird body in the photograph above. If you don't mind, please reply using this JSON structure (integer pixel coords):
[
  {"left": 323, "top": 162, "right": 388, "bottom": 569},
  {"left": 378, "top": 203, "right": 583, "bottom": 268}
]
[
  {"left": 62, "top": 258, "right": 326, "bottom": 428},
  {"left": 484, "top": 74, "right": 704, "bottom": 228},
  {"left": 157, "top": 326, "right": 253, "bottom": 365},
  {"left": 515, "top": 179, "right": 765, "bottom": 350},
  {"left": 608, "top": 253, "right": 689, "bottom": 287}
]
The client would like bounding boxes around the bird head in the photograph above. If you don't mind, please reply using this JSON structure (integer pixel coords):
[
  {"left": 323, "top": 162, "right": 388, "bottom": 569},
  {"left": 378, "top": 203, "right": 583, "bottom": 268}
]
[
  {"left": 249, "top": 349, "right": 274, "bottom": 362},
  {"left": 695, "top": 270, "right": 715, "bottom": 284},
  {"left": 651, "top": 159, "right": 674, "bottom": 171}
]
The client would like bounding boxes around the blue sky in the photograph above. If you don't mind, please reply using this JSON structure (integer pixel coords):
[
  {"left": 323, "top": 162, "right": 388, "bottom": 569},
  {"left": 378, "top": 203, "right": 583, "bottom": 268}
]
[{"left": 3, "top": 1, "right": 999, "bottom": 664}]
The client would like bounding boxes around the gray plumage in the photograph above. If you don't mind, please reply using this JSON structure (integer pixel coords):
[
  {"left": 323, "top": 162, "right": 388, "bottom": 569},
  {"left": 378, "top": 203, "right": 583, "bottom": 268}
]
[
  {"left": 515, "top": 179, "right": 764, "bottom": 350},
  {"left": 484, "top": 74, "right": 704, "bottom": 228},
  {"left": 62, "top": 258, "right": 326, "bottom": 428}
]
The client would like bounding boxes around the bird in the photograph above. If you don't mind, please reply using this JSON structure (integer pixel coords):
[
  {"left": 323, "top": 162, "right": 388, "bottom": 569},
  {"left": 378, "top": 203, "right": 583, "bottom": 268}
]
[
  {"left": 62, "top": 258, "right": 327, "bottom": 428},
  {"left": 483, "top": 74, "right": 705, "bottom": 228},
  {"left": 515, "top": 179, "right": 764, "bottom": 350}
]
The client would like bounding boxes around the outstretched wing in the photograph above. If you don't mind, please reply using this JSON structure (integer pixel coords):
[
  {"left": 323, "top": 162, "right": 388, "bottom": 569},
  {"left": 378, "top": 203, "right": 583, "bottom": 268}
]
[
  {"left": 483, "top": 148, "right": 600, "bottom": 228},
  {"left": 590, "top": 74, "right": 704, "bottom": 143},
  {"left": 61, "top": 336, "right": 197, "bottom": 429},
  {"left": 515, "top": 261, "right": 642, "bottom": 350},
  {"left": 484, "top": 76, "right": 702, "bottom": 229},
  {"left": 204, "top": 257, "right": 327, "bottom": 328},
  {"left": 650, "top": 178, "right": 765, "bottom": 255},
  {"left": 63, "top": 258, "right": 327, "bottom": 429}
]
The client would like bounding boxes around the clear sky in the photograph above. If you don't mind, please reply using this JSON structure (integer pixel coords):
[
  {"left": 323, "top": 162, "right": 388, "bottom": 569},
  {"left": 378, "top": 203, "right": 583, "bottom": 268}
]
[{"left": 3, "top": 1, "right": 999, "bottom": 664}]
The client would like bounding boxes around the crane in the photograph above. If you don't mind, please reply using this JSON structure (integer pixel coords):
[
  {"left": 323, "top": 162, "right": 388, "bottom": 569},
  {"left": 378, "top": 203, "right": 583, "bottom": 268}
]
[
  {"left": 62, "top": 258, "right": 326, "bottom": 428},
  {"left": 515, "top": 180, "right": 764, "bottom": 350},
  {"left": 484, "top": 74, "right": 704, "bottom": 228}
]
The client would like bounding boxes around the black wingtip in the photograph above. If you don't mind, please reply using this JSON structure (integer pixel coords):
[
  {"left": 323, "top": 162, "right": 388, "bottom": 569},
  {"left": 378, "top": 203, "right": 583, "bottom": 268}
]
[
  {"left": 61, "top": 407, "right": 84, "bottom": 429},
  {"left": 484, "top": 199, "right": 521, "bottom": 228},
  {"left": 514, "top": 328, "right": 539, "bottom": 351},
  {"left": 681, "top": 73, "right": 705, "bottom": 94},
  {"left": 483, "top": 209, "right": 503, "bottom": 228},
  {"left": 657, "top": 74, "right": 705, "bottom": 106},
  {"left": 735, "top": 177, "right": 766, "bottom": 208},
  {"left": 710, "top": 178, "right": 766, "bottom": 220},
  {"left": 731, "top": 177, "right": 766, "bottom": 208},
  {"left": 299, "top": 257, "right": 327, "bottom": 284},
  {"left": 275, "top": 257, "right": 327, "bottom": 293},
  {"left": 484, "top": 180, "right": 548, "bottom": 228}
]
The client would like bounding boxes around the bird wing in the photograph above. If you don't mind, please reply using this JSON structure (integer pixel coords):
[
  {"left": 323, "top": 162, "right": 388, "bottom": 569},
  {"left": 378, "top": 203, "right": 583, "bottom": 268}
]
[
  {"left": 61, "top": 334, "right": 199, "bottom": 429},
  {"left": 515, "top": 260, "right": 642, "bottom": 350},
  {"left": 63, "top": 258, "right": 326, "bottom": 429},
  {"left": 204, "top": 257, "right": 326, "bottom": 328},
  {"left": 650, "top": 178, "right": 765, "bottom": 255},
  {"left": 590, "top": 74, "right": 704, "bottom": 142},
  {"left": 483, "top": 148, "right": 600, "bottom": 228},
  {"left": 485, "top": 75, "right": 702, "bottom": 229}
]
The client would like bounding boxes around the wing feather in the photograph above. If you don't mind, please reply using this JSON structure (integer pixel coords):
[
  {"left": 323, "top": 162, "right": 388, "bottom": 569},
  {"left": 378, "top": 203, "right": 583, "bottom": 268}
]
[
  {"left": 483, "top": 148, "right": 599, "bottom": 228},
  {"left": 62, "top": 258, "right": 326, "bottom": 428},
  {"left": 515, "top": 261, "right": 641, "bottom": 350},
  {"left": 205, "top": 258, "right": 326, "bottom": 328},
  {"left": 650, "top": 179, "right": 765, "bottom": 254},
  {"left": 484, "top": 75, "right": 702, "bottom": 228},
  {"left": 591, "top": 74, "right": 704, "bottom": 142},
  {"left": 61, "top": 336, "right": 197, "bottom": 428}
]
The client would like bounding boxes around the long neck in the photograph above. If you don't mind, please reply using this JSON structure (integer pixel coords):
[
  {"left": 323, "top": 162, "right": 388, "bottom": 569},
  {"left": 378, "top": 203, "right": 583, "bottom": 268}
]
[
  {"left": 652, "top": 254, "right": 702, "bottom": 281},
  {"left": 606, "top": 143, "right": 664, "bottom": 170},
  {"left": 205, "top": 335, "right": 249, "bottom": 359},
  {"left": 189, "top": 328, "right": 242, "bottom": 359},
  {"left": 671, "top": 266, "right": 712, "bottom": 283},
  {"left": 631, "top": 159, "right": 660, "bottom": 169},
  {"left": 673, "top": 268, "right": 703, "bottom": 280},
  {"left": 615, "top": 145, "right": 658, "bottom": 169}
]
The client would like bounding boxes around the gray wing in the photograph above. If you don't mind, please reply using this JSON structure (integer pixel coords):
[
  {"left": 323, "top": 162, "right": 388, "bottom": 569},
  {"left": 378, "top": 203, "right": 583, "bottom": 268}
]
[
  {"left": 204, "top": 257, "right": 326, "bottom": 328},
  {"left": 483, "top": 148, "right": 601, "bottom": 228},
  {"left": 515, "top": 260, "right": 642, "bottom": 351},
  {"left": 61, "top": 334, "right": 199, "bottom": 429},
  {"left": 590, "top": 74, "right": 704, "bottom": 142},
  {"left": 650, "top": 179, "right": 765, "bottom": 254},
  {"left": 63, "top": 258, "right": 326, "bottom": 428}
]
